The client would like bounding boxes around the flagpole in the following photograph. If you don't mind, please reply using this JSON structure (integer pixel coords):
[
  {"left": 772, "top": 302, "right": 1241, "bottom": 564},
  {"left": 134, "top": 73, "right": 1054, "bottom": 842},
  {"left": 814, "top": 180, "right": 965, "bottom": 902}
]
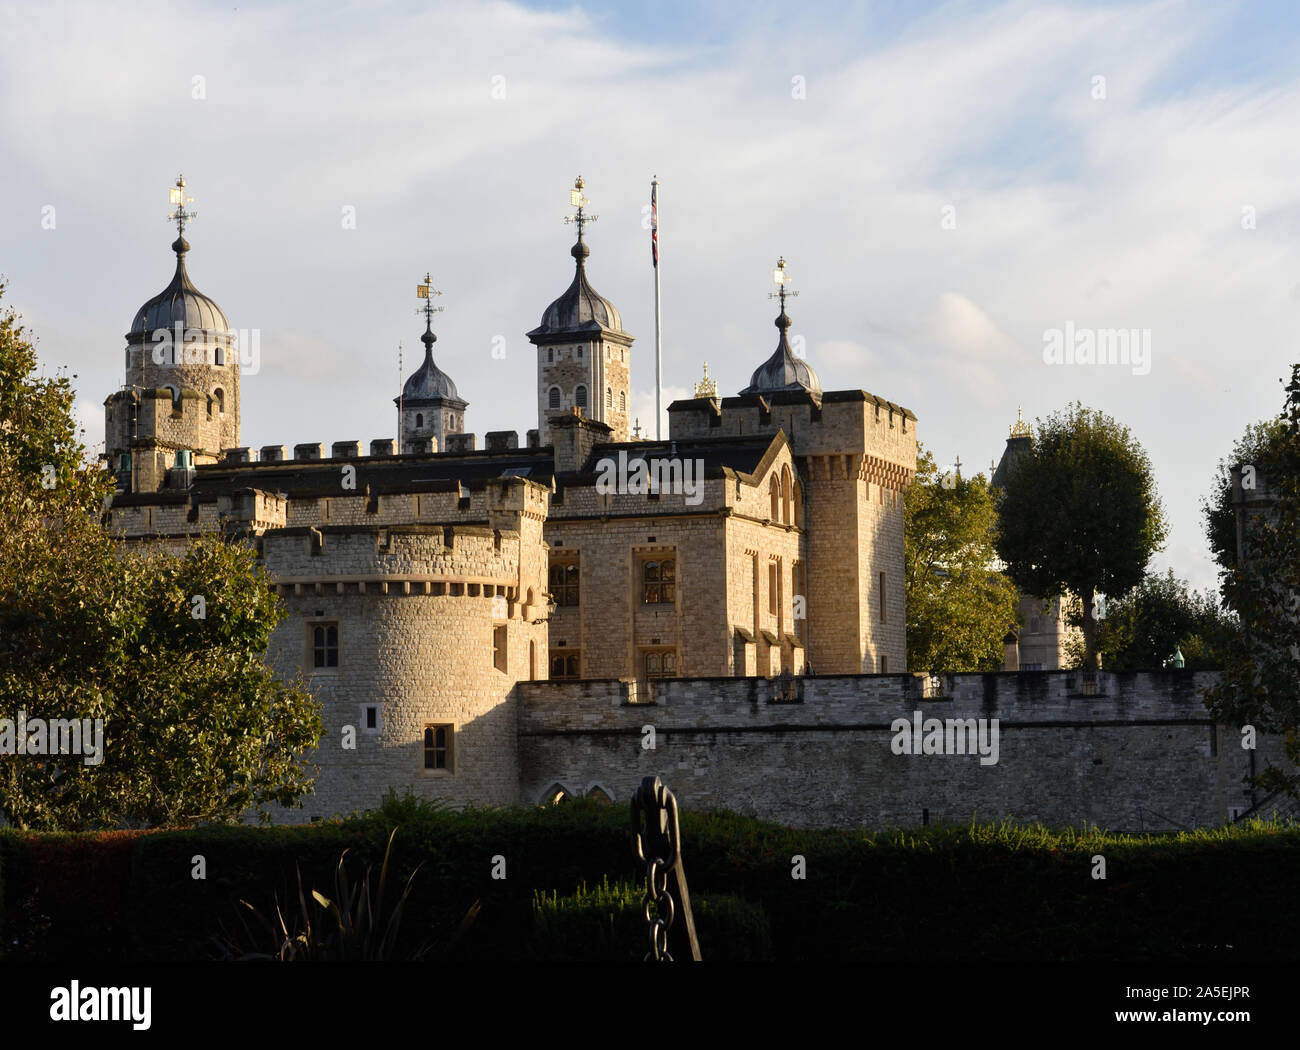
[{"left": 653, "top": 177, "right": 662, "bottom": 440}]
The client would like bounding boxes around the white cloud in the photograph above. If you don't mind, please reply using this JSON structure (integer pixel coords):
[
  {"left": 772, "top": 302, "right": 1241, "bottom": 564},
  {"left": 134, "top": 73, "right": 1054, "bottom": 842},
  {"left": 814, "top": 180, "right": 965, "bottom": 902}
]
[{"left": 2, "top": 0, "right": 1296, "bottom": 586}]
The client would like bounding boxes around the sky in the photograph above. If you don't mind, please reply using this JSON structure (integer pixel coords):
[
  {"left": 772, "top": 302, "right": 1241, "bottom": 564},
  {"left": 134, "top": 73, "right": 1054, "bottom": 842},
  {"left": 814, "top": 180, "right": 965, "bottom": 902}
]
[{"left": 3, "top": 0, "right": 1299, "bottom": 597}]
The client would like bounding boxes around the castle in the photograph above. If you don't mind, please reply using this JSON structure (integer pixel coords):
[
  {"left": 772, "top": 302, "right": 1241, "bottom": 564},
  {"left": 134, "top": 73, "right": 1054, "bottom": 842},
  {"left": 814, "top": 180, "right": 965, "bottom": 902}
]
[{"left": 99, "top": 177, "right": 1282, "bottom": 830}]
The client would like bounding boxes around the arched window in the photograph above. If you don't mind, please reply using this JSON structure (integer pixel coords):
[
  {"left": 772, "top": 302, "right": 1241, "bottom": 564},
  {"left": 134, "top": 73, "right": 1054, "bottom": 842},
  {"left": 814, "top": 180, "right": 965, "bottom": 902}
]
[
  {"left": 577, "top": 346, "right": 583, "bottom": 359},
  {"left": 547, "top": 348, "right": 553, "bottom": 363},
  {"left": 214, "top": 389, "right": 225, "bottom": 415},
  {"left": 606, "top": 387, "right": 612, "bottom": 409},
  {"left": 548, "top": 386, "right": 561, "bottom": 410},
  {"left": 575, "top": 385, "right": 587, "bottom": 409},
  {"left": 415, "top": 413, "right": 423, "bottom": 428},
  {"left": 770, "top": 476, "right": 780, "bottom": 520},
  {"left": 781, "top": 466, "right": 792, "bottom": 524},
  {"left": 619, "top": 391, "right": 626, "bottom": 413},
  {"left": 793, "top": 480, "right": 803, "bottom": 527}
]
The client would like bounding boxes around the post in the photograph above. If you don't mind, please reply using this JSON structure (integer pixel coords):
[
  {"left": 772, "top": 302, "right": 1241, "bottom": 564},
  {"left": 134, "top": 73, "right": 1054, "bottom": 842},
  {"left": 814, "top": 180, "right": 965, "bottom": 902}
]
[{"left": 653, "top": 177, "right": 663, "bottom": 441}]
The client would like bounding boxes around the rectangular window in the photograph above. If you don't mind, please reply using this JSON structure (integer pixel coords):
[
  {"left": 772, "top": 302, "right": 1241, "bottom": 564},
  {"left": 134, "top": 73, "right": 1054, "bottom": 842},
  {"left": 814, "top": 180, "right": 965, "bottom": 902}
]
[
  {"left": 549, "top": 651, "right": 580, "bottom": 679},
  {"left": 310, "top": 622, "right": 339, "bottom": 670},
  {"left": 879, "top": 572, "right": 887, "bottom": 622},
  {"left": 363, "top": 705, "right": 379, "bottom": 731},
  {"left": 549, "top": 558, "right": 580, "bottom": 606},
  {"left": 644, "top": 649, "right": 677, "bottom": 679},
  {"left": 492, "top": 624, "right": 508, "bottom": 672},
  {"left": 423, "top": 724, "right": 453, "bottom": 772},
  {"left": 768, "top": 563, "right": 778, "bottom": 615},
  {"left": 642, "top": 557, "right": 676, "bottom": 603},
  {"left": 879, "top": 654, "right": 888, "bottom": 674}
]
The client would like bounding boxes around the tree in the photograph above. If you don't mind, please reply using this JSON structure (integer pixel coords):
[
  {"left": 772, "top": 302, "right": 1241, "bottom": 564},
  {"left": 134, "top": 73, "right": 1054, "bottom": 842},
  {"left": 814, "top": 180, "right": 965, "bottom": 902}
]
[
  {"left": 904, "top": 444, "right": 1021, "bottom": 672},
  {"left": 1081, "top": 569, "right": 1234, "bottom": 671},
  {"left": 0, "top": 282, "right": 322, "bottom": 830},
  {"left": 1204, "top": 365, "right": 1300, "bottom": 798},
  {"left": 994, "top": 402, "right": 1167, "bottom": 669},
  {"left": 1201, "top": 415, "right": 1288, "bottom": 570}
]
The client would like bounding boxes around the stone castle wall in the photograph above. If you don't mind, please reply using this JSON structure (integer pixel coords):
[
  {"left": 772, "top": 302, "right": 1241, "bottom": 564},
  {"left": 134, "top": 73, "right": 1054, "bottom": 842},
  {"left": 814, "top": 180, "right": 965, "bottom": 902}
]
[{"left": 517, "top": 670, "right": 1285, "bottom": 832}]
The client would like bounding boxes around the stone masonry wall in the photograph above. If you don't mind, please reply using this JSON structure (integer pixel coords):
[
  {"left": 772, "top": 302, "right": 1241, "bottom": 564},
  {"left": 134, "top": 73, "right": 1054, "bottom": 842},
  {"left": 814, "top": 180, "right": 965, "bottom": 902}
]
[{"left": 518, "top": 671, "right": 1288, "bottom": 832}]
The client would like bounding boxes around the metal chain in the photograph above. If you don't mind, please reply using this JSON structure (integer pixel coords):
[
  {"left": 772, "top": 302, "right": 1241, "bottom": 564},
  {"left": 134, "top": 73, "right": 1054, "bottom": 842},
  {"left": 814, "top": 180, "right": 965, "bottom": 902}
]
[
  {"left": 642, "top": 856, "right": 675, "bottom": 961},
  {"left": 633, "top": 776, "right": 684, "bottom": 962}
]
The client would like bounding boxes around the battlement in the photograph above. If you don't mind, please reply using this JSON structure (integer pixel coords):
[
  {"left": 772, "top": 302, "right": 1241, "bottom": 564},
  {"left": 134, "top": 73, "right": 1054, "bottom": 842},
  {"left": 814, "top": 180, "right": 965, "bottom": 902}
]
[
  {"left": 261, "top": 523, "right": 536, "bottom": 606},
  {"left": 517, "top": 669, "right": 1288, "bottom": 831},
  {"left": 668, "top": 390, "right": 916, "bottom": 466}
]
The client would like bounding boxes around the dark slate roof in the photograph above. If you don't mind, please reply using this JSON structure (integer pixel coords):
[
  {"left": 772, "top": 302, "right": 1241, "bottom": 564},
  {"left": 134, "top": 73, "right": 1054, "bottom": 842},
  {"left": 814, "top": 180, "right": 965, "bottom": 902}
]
[
  {"left": 189, "top": 449, "right": 556, "bottom": 501},
  {"left": 990, "top": 436, "right": 1032, "bottom": 490},
  {"left": 399, "top": 324, "right": 464, "bottom": 405},
  {"left": 527, "top": 238, "right": 624, "bottom": 337},
  {"left": 570, "top": 435, "right": 778, "bottom": 481},
  {"left": 738, "top": 308, "right": 821, "bottom": 397},
  {"left": 129, "top": 236, "right": 230, "bottom": 338}
]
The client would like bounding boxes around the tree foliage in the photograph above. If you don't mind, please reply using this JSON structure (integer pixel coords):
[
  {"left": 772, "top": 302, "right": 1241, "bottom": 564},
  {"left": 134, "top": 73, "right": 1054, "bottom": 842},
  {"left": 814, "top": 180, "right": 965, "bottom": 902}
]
[
  {"left": 1201, "top": 416, "right": 1288, "bottom": 571},
  {"left": 1075, "top": 569, "right": 1235, "bottom": 671},
  {"left": 994, "top": 402, "right": 1167, "bottom": 669},
  {"left": 0, "top": 281, "right": 321, "bottom": 830},
  {"left": 1204, "top": 365, "right": 1300, "bottom": 798},
  {"left": 904, "top": 444, "right": 1021, "bottom": 672}
]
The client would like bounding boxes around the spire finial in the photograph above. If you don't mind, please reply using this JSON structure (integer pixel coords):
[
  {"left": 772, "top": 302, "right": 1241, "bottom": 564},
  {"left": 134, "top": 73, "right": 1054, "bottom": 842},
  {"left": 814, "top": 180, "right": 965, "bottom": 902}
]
[
  {"left": 167, "top": 174, "right": 196, "bottom": 253},
  {"left": 694, "top": 361, "right": 718, "bottom": 399},
  {"left": 768, "top": 256, "right": 799, "bottom": 330},
  {"left": 416, "top": 272, "right": 444, "bottom": 355},
  {"left": 563, "top": 175, "right": 597, "bottom": 263},
  {"left": 1009, "top": 405, "right": 1033, "bottom": 439}
]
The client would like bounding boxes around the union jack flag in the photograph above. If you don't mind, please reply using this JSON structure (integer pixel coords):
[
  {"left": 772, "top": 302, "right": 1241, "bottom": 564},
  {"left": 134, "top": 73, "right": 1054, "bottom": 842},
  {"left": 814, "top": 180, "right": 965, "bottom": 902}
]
[{"left": 651, "top": 180, "right": 658, "bottom": 268}]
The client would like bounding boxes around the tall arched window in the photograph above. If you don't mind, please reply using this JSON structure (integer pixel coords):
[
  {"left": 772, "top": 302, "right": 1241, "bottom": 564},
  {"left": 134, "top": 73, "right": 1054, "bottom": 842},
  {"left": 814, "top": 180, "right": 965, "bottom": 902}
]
[
  {"left": 415, "top": 413, "right": 423, "bottom": 428},
  {"left": 781, "top": 466, "right": 792, "bottom": 524},
  {"left": 214, "top": 388, "right": 225, "bottom": 415},
  {"left": 548, "top": 387, "right": 560, "bottom": 409},
  {"left": 793, "top": 480, "right": 803, "bottom": 527},
  {"left": 619, "top": 391, "right": 626, "bottom": 413},
  {"left": 770, "top": 476, "right": 780, "bottom": 520},
  {"left": 606, "top": 387, "right": 612, "bottom": 409},
  {"left": 575, "top": 385, "right": 588, "bottom": 409}
]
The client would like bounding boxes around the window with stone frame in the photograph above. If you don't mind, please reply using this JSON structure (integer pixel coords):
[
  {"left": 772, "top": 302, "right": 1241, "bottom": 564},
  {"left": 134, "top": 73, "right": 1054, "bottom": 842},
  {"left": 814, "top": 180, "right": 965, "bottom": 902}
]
[
  {"left": 575, "top": 385, "right": 588, "bottom": 409},
  {"left": 550, "top": 651, "right": 580, "bottom": 679},
  {"left": 309, "top": 622, "right": 339, "bottom": 670},
  {"left": 548, "top": 386, "right": 561, "bottom": 409},
  {"left": 642, "top": 558, "right": 675, "bottom": 603},
  {"left": 492, "top": 624, "right": 508, "bottom": 672},
  {"left": 643, "top": 649, "right": 677, "bottom": 678},
  {"left": 423, "top": 724, "right": 453, "bottom": 772},
  {"left": 549, "top": 558, "right": 580, "bottom": 606}
]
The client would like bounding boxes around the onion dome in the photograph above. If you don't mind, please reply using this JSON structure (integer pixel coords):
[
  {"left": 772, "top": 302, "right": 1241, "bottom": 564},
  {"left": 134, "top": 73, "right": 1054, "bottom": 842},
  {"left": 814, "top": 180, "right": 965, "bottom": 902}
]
[
  {"left": 528, "top": 234, "right": 624, "bottom": 336},
  {"left": 402, "top": 321, "right": 462, "bottom": 402},
  {"left": 128, "top": 235, "right": 230, "bottom": 339},
  {"left": 739, "top": 304, "right": 822, "bottom": 397}
]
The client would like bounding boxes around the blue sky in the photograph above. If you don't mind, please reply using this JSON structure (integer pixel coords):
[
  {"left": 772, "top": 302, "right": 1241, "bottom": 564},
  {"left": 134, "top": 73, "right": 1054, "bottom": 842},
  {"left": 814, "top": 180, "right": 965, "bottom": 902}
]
[{"left": 3, "top": 0, "right": 1299, "bottom": 596}]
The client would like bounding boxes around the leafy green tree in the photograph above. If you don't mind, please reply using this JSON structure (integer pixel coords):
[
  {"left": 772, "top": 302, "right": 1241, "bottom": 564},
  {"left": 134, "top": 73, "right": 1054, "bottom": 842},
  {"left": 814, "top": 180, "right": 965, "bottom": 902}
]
[
  {"left": 994, "top": 402, "right": 1167, "bottom": 669},
  {"left": 1082, "top": 569, "right": 1234, "bottom": 671},
  {"left": 1202, "top": 416, "right": 1288, "bottom": 570},
  {"left": 1204, "top": 365, "right": 1300, "bottom": 798},
  {"left": 905, "top": 444, "right": 1021, "bottom": 672},
  {"left": 0, "top": 282, "right": 321, "bottom": 830}
]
